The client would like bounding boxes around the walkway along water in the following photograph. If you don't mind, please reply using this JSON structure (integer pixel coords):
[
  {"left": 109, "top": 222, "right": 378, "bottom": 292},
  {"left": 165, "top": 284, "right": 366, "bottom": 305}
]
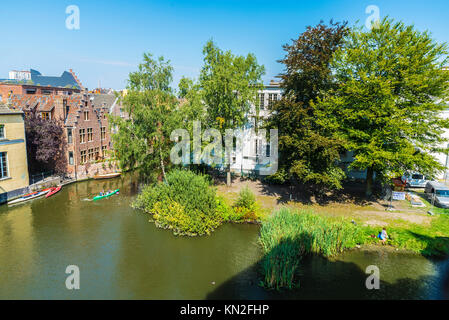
[{"left": 0, "top": 173, "right": 448, "bottom": 299}]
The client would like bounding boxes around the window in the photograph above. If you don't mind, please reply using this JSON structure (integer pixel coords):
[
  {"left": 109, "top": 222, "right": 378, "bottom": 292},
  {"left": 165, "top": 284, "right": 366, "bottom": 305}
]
[
  {"left": 42, "top": 90, "right": 51, "bottom": 95},
  {"left": 87, "top": 128, "right": 93, "bottom": 141},
  {"left": 101, "top": 127, "right": 106, "bottom": 140},
  {"left": 102, "top": 145, "right": 107, "bottom": 156},
  {"left": 84, "top": 111, "right": 89, "bottom": 121},
  {"left": 41, "top": 112, "right": 50, "bottom": 120},
  {"left": 0, "top": 95, "right": 2, "bottom": 101},
  {"left": 268, "top": 93, "right": 278, "bottom": 107},
  {"left": 80, "top": 150, "right": 87, "bottom": 164},
  {"left": 26, "top": 89, "right": 36, "bottom": 94},
  {"left": 79, "top": 129, "right": 85, "bottom": 143},
  {"left": 95, "top": 147, "right": 100, "bottom": 159},
  {"left": 67, "top": 128, "right": 72, "bottom": 144},
  {"left": 0, "top": 152, "right": 8, "bottom": 178},
  {"left": 68, "top": 151, "right": 74, "bottom": 165},
  {"left": 0, "top": 125, "right": 5, "bottom": 139},
  {"left": 266, "top": 144, "right": 270, "bottom": 157},
  {"left": 258, "top": 93, "right": 265, "bottom": 109},
  {"left": 88, "top": 148, "right": 94, "bottom": 161}
]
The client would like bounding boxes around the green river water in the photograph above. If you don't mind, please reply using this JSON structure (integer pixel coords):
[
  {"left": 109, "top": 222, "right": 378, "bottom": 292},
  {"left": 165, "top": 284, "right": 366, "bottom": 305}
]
[{"left": 0, "top": 173, "right": 448, "bottom": 299}]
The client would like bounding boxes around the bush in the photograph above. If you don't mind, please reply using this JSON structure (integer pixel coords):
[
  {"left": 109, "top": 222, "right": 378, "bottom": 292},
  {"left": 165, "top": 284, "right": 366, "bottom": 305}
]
[
  {"left": 234, "top": 185, "right": 256, "bottom": 209},
  {"left": 133, "top": 169, "right": 221, "bottom": 236},
  {"left": 259, "top": 208, "right": 360, "bottom": 289}
]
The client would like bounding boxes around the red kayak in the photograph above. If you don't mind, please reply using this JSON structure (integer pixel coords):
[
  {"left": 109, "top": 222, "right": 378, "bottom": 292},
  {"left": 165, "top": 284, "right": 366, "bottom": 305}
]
[{"left": 46, "top": 186, "right": 62, "bottom": 198}]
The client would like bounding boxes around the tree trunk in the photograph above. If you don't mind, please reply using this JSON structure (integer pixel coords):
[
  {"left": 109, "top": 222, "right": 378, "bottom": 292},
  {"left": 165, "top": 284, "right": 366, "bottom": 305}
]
[
  {"left": 159, "top": 146, "right": 167, "bottom": 183},
  {"left": 226, "top": 164, "right": 231, "bottom": 186},
  {"left": 366, "top": 166, "right": 374, "bottom": 197}
]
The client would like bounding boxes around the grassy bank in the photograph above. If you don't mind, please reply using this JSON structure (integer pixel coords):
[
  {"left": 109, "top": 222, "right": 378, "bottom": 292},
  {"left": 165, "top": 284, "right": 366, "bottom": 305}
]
[
  {"left": 258, "top": 206, "right": 449, "bottom": 290},
  {"left": 259, "top": 208, "right": 361, "bottom": 289}
]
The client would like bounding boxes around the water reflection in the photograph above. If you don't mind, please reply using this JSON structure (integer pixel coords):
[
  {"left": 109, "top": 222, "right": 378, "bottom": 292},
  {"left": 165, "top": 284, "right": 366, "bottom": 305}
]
[{"left": 0, "top": 173, "right": 447, "bottom": 299}]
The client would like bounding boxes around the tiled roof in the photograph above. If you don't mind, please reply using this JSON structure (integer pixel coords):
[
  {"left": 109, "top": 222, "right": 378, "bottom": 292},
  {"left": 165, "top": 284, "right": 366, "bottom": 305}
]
[
  {"left": 9, "top": 94, "right": 56, "bottom": 112},
  {"left": 0, "top": 103, "right": 23, "bottom": 114}
]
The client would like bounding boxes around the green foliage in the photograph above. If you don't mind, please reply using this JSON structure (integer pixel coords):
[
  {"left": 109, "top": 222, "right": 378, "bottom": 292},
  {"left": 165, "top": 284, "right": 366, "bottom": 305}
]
[
  {"left": 316, "top": 18, "right": 449, "bottom": 195},
  {"left": 266, "top": 21, "right": 349, "bottom": 190},
  {"left": 263, "top": 168, "right": 289, "bottom": 184},
  {"left": 234, "top": 185, "right": 256, "bottom": 209},
  {"left": 110, "top": 53, "right": 181, "bottom": 179},
  {"left": 199, "top": 40, "right": 265, "bottom": 133},
  {"left": 259, "top": 208, "right": 360, "bottom": 289},
  {"left": 133, "top": 170, "right": 221, "bottom": 236},
  {"left": 216, "top": 196, "right": 241, "bottom": 222}
]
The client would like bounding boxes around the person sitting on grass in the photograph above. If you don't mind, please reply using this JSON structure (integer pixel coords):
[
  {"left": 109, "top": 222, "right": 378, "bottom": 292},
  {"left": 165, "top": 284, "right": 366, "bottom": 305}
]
[{"left": 378, "top": 227, "right": 389, "bottom": 244}]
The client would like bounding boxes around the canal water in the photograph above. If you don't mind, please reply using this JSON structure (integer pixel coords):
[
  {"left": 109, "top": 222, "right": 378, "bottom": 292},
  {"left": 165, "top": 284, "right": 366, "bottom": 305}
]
[{"left": 0, "top": 174, "right": 448, "bottom": 299}]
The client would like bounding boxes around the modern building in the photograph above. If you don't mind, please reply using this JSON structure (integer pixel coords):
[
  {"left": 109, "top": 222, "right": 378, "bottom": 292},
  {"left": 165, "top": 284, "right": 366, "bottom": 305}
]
[
  {"left": 0, "top": 103, "right": 29, "bottom": 203},
  {"left": 0, "top": 69, "right": 83, "bottom": 103}
]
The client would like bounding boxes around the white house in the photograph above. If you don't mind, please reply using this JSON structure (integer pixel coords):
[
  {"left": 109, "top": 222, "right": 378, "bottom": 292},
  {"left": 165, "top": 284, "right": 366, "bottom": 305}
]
[{"left": 230, "top": 81, "right": 282, "bottom": 175}]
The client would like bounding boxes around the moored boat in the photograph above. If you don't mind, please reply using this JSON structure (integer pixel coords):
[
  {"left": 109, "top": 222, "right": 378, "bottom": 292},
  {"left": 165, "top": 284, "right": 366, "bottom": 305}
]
[
  {"left": 8, "top": 189, "right": 51, "bottom": 205},
  {"left": 93, "top": 173, "right": 121, "bottom": 180},
  {"left": 93, "top": 189, "right": 120, "bottom": 201},
  {"left": 46, "top": 186, "right": 62, "bottom": 198}
]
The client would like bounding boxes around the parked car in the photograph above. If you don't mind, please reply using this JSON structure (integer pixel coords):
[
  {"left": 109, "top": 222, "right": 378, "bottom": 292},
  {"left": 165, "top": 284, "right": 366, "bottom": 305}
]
[
  {"left": 403, "top": 173, "right": 428, "bottom": 188},
  {"left": 424, "top": 181, "right": 449, "bottom": 208}
]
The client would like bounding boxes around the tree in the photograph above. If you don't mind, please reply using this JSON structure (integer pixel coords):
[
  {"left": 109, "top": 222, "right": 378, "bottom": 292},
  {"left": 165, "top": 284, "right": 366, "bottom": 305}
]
[
  {"left": 199, "top": 40, "right": 265, "bottom": 185},
  {"left": 266, "top": 21, "right": 349, "bottom": 190},
  {"left": 316, "top": 18, "right": 449, "bottom": 196},
  {"left": 24, "top": 109, "right": 67, "bottom": 175},
  {"left": 110, "top": 53, "right": 181, "bottom": 181}
]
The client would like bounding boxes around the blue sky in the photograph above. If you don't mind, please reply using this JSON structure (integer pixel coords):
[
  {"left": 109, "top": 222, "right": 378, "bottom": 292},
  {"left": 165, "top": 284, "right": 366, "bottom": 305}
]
[{"left": 1, "top": 0, "right": 448, "bottom": 90}]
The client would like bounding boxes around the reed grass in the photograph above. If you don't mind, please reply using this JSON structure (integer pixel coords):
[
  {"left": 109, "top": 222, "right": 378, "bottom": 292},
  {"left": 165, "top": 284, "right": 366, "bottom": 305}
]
[{"left": 259, "top": 207, "right": 360, "bottom": 289}]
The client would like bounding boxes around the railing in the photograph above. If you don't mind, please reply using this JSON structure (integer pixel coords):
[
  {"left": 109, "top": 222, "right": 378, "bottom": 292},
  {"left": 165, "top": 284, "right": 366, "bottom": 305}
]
[{"left": 30, "top": 171, "right": 54, "bottom": 185}]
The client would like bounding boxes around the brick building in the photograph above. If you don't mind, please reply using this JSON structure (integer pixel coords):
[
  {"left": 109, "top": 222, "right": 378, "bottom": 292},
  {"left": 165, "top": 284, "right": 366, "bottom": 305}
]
[
  {"left": 0, "top": 69, "right": 82, "bottom": 103},
  {"left": 8, "top": 92, "right": 122, "bottom": 179}
]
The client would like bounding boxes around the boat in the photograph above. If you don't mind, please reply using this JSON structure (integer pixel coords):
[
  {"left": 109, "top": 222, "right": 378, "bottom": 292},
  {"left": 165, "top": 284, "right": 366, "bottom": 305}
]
[
  {"left": 93, "top": 173, "right": 121, "bottom": 180},
  {"left": 46, "top": 186, "right": 62, "bottom": 198},
  {"left": 8, "top": 189, "right": 51, "bottom": 205},
  {"left": 93, "top": 189, "right": 120, "bottom": 201}
]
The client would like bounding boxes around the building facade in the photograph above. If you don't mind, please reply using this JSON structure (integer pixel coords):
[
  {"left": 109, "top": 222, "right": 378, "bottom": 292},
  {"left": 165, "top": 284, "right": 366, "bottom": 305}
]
[
  {"left": 0, "top": 104, "right": 29, "bottom": 203},
  {"left": 8, "top": 91, "right": 122, "bottom": 180},
  {"left": 229, "top": 81, "right": 282, "bottom": 175},
  {"left": 0, "top": 69, "right": 83, "bottom": 104}
]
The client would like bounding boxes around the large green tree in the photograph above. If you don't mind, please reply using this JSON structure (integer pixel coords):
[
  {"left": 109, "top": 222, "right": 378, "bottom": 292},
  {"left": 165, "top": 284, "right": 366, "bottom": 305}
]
[
  {"left": 266, "top": 21, "right": 349, "bottom": 190},
  {"left": 199, "top": 40, "right": 265, "bottom": 185},
  {"left": 316, "top": 18, "right": 449, "bottom": 196},
  {"left": 111, "top": 53, "right": 181, "bottom": 181}
]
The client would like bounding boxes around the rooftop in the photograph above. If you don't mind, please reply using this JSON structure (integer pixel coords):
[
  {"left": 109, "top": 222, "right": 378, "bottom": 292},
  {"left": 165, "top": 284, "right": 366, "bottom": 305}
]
[{"left": 0, "top": 69, "right": 81, "bottom": 90}]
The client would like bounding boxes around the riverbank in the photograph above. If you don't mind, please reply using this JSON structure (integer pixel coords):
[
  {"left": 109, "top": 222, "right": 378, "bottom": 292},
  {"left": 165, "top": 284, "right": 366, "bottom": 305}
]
[
  {"left": 216, "top": 179, "right": 449, "bottom": 257},
  {"left": 1, "top": 173, "right": 448, "bottom": 299}
]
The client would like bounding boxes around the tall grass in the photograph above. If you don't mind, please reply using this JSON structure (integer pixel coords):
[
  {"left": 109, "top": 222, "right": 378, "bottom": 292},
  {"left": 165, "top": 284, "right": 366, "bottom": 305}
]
[{"left": 259, "top": 208, "right": 360, "bottom": 289}]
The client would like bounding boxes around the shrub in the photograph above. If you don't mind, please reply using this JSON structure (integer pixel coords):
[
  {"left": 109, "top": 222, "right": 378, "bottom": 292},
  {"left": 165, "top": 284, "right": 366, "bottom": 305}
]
[
  {"left": 259, "top": 208, "right": 360, "bottom": 289},
  {"left": 234, "top": 185, "right": 256, "bottom": 209},
  {"left": 133, "top": 169, "right": 221, "bottom": 236}
]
